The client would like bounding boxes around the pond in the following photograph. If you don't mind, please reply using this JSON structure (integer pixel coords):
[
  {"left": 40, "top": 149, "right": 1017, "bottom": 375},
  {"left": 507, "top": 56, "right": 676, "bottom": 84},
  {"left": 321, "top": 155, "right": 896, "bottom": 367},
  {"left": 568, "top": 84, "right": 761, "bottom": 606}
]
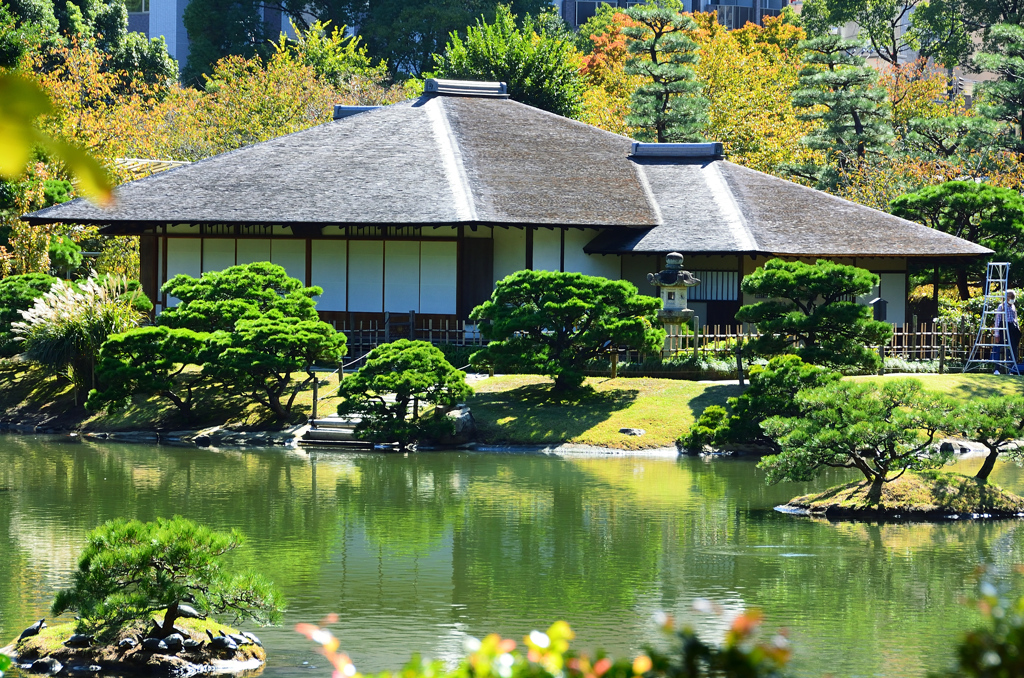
[{"left": 2, "top": 437, "right": 1024, "bottom": 678}]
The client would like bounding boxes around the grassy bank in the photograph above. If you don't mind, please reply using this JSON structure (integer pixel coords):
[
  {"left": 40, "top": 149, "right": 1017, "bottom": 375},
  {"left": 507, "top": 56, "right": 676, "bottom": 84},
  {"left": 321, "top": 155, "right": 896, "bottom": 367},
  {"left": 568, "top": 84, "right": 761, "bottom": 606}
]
[
  {"left": 787, "top": 471, "right": 1024, "bottom": 519},
  {"left": 468, "top": 375, "right": 743, "bottom": 449},
  {"left": 0, "top": 360, "right": 347, "bottom": 432}
]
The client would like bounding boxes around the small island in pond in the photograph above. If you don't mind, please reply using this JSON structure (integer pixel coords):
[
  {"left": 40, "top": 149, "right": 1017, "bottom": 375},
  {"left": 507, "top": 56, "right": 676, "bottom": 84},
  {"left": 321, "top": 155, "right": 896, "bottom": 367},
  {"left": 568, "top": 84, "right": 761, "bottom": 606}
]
[{"left": 782, "top": 471, "right": 1024, "bottom": 520}]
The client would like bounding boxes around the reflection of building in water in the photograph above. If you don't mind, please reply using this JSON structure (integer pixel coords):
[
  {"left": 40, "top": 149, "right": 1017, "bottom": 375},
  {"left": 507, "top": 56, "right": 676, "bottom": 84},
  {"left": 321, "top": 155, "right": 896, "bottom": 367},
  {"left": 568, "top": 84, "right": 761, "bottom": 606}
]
[{"left": 560, "top": 0, "right": 789, "bottom": 29}]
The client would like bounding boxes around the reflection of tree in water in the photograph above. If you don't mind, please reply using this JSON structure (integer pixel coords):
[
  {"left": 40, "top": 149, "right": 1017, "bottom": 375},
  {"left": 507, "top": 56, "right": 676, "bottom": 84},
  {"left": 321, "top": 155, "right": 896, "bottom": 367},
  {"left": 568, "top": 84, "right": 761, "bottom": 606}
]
[{"left": 0, "top": 439, "right": 346, "bottom": 638}]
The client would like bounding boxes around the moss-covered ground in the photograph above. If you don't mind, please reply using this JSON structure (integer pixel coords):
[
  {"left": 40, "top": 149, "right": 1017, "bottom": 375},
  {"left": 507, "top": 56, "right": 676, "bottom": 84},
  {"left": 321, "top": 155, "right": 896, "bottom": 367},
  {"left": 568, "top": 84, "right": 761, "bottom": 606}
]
[{"left": 787, "top": 471, "right": 1024, "bottom": 519}]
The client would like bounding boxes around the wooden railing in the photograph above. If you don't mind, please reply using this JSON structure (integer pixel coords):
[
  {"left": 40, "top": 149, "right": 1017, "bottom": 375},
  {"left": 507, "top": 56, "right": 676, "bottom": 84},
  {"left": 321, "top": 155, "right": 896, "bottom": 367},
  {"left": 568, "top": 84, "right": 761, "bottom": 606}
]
[{"left": 330, "top": 315, "right": 981, "bottom": 373}]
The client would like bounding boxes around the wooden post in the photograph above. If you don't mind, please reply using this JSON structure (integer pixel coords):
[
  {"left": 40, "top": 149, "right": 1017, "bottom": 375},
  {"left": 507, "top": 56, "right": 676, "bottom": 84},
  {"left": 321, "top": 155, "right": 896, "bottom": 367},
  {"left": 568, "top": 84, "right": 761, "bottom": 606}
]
[
  {"left": 311, "top": 374, "right": 318, "bottom": 426},
  {"left": 611, "top": 352, "right": 618, "bottom": 379},
  {"left": 878, "top": 344, "right": 885, "bottom": 375},
  {"left": 939, "top": 319, "right": 947, "bottom": 374},
  {"left": 693, "top": 316, "right": 700, "bottom": 360},
  {"left": 409, "top": 310, "right": 416, "bottom": 340},
  {"left": 735, "top": 342, "right": 744, "bottom": 386},
  {"left": 912, "top": 314, "right": 918, "bottom": 360}
]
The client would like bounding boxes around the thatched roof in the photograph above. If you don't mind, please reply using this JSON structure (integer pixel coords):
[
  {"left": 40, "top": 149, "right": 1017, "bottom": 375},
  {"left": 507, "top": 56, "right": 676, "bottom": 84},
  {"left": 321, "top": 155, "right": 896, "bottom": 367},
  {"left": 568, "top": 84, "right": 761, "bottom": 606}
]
[{"left": 24, "top": 87, "right": 990, "bottom": 259}]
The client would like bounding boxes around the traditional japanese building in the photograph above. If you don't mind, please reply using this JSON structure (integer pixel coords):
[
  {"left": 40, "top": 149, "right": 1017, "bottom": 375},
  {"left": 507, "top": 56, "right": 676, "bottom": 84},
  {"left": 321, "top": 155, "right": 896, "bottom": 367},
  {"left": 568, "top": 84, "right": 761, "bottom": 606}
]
[{"left": 25, "top": 79, "right": 990, "bottom": 329}]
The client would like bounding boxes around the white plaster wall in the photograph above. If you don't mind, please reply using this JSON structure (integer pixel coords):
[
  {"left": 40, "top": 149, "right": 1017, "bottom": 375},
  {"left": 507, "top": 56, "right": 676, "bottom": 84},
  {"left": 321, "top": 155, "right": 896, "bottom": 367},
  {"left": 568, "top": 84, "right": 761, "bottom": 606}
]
[
  {"left": 879, "top": 273, "right": 907, "bottom": 326},
  {"left": 493, "top": 228, "right": 525, "bottom": 285},
  {"left": 236, "top": 239, "right": 271, "bottom": 264},
  {"left": 348, "top": 241, "right": 383, "bottom": 312},
  {"left": 384, "top": 241, "right": 421, "bottom": 313},
  {"left": 420, "top": 241, "right": 457, "bottom": 314},
  {"left": 202, "top": 239, "right": 235, "bottom": 273},
  {"left": 532, "top": 228, "right": 560, "bottom": 272},
  {"left": 562, "top": 229, "right": 620, "bottom": 278},
  {"left": 165, "top": 238, "right": 201, "bottom": 306},
  {"left": 271, "top": 239, "right": 306, "bottom": 283},
  {"left": 311, "top": 240, "right": 347, "bottom": 312}
]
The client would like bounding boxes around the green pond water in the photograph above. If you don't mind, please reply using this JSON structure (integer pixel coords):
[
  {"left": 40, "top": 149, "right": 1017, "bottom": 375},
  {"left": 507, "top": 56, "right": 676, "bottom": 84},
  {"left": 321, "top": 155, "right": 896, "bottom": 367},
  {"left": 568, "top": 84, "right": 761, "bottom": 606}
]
[{"left": 2, "top": 437, "right": 1024, "bottom": 678}]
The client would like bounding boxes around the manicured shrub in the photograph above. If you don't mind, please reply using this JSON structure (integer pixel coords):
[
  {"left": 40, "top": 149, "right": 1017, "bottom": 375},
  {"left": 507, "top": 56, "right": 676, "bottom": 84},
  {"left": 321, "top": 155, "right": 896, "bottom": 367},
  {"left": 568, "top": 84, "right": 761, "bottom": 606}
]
[
  {"left": 338, "top": 340, "right": 472, "bottom": 448},
  {"left": 0, "top": 272, "right": 57, "bottom": 356},
  {"left": 736, "top": 258, "right": 892, "bottom": 372},
  {"left": 471, "top": 270, "right": 664, "bottom": 391}
]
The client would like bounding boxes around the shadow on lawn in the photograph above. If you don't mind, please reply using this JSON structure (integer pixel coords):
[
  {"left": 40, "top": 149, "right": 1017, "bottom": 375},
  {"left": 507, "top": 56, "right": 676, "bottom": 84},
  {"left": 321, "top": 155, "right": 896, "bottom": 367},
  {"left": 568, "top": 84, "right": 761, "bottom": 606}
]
[
  {"left": 684, "top": 382, "right": 745, "bottom": 426},
  {"left": 469, "top": 382, "right": 640, "bottom": 443}
]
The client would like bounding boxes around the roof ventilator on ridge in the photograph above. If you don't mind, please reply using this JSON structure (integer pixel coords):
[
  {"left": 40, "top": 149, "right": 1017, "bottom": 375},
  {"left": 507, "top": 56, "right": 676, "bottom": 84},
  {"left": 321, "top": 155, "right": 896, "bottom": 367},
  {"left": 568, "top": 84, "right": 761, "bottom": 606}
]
[
  {"left": 424, "top": 78, "right": 509, "bottom": 98},
  {"left": 333, "top": 105, "right": 381, "bottom": 120},
  {"left": 630, "top": 142, "right": 724, "bottom": 158}
]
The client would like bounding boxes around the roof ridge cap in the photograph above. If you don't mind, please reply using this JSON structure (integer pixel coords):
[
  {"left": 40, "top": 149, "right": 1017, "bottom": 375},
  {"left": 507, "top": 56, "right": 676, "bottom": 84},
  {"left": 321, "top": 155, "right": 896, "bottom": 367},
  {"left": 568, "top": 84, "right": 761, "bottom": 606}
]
[
  {"left": 703, "top": 161, "right": 759, "bottom": 251},
  {"left": 427, "top": 96, "right": 477, "bottom": 222}
]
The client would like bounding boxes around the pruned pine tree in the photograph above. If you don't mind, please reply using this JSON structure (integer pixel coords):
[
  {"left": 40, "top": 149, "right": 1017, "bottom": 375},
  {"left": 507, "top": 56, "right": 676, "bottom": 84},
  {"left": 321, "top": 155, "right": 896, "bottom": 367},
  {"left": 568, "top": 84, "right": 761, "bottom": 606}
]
[
  {"left": 790, "top": 35, "right": 891, "bottom": 186},
  {"left": 622, "top": 4, "right": 706, "bottom": 143},
  {"left": 974, "top": 23, "right": 1024, "bottom": 153}
]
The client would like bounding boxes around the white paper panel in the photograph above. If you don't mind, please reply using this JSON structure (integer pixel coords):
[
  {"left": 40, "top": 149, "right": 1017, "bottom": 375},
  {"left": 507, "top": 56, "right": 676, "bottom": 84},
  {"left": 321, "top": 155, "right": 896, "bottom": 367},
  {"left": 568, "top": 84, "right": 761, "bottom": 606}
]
[
  {"left": 310, "top": 240, "right": 347, "bottom": 311},
  {"left": 384, "top": 241, "right": 420, "bottom": 313},
  {"left": 202, "top": 239, "right": 235, "bottom": 273},
  {"left": 348, "top": 241, "right": 383, "bottom": 312},
  {"left": 236, "top": 239, "right": 271, "bottom": 264},
  {"left": 164, "top": 238, "right": 201, "bottom": 307},
  {"left": 533, "top": 228, "right": 560, "bottom": 272},
  {"left": 493, "top": 227, "right": 525, "bottom": 284},
  {"left": 271, "top": 239, "right": 306, "bottom": 283},
  {"left": 562, "top": 229, "right": 620, "bottom": 278},
  {"left": 879, "top": 273, "right": 907, "bottom": 327},
  {"left": 419, "top": 241, "right": 457, "bottom": 314}
]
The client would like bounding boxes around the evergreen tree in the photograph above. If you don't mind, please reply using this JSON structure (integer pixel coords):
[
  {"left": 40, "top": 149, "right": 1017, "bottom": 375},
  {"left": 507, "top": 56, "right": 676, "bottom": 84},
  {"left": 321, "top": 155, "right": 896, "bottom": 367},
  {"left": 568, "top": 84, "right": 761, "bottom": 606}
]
[
  {"left": 622, "top": 3, "right": 706, "bottom": 143},
  {"left": 789, "top": 35, "right": 891, "bottom": 186},
  {"left": 974, "top": 23, "right": 1024, "bottom": 153}
]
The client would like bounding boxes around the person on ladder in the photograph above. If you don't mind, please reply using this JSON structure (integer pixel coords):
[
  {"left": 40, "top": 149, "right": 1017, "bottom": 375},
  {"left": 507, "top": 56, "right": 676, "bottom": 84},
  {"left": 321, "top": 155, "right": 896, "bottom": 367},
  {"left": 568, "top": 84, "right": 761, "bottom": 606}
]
[{"left": 995, "top": 290, "right": 1020, "bottom": 372}]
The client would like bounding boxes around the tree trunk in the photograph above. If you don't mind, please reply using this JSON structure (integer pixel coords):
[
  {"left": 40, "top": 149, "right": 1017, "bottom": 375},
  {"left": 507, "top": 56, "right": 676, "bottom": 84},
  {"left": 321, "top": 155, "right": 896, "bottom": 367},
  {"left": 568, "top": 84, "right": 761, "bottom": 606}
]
[
  {"left": 957, "top": 267, "right": 970, "bottom": 301},
  {"left": 976, "top": 448, "right": 1000, "bottom": 483},
  {"left": 154, "top": 601, "right": 180, "bottom": 638}
]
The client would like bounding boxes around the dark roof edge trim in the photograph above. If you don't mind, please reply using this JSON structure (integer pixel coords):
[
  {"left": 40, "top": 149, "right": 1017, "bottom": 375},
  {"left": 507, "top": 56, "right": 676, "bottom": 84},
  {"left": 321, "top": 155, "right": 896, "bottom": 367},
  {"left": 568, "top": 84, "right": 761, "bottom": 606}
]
[{"left": 75, "top": 220, "right": 657, "bottom": 234}]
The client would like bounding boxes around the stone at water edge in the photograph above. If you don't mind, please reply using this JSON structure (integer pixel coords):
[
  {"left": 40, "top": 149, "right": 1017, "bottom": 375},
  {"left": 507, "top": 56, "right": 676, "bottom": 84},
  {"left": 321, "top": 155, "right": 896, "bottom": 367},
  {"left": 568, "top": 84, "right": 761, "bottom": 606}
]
[
  {"left": 30, "top": 658, "right": 63, "bottom": 675},
  {"left": 619, "top": 428, "right": 645, "bottom": 436}
]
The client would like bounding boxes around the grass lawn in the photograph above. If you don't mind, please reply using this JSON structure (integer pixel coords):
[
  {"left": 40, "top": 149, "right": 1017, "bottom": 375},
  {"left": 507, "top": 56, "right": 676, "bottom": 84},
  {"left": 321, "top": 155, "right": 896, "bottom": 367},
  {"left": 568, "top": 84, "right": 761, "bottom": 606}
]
[
  {"left": 468, "top": 374, "right": 744, "bottom": 449},
  {"left": 468, "top": 372, "right": 1024, "bottom": 450}
]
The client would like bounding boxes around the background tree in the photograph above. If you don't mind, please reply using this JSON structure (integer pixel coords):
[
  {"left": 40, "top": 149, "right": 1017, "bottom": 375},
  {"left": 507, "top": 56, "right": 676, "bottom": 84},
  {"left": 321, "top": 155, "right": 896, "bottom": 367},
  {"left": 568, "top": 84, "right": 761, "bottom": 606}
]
[
  {"left": 295, "top": 0, "right": 550, "bottom": 77},
  {"left": 577, "top": 10, "right": 641, "bottom": 136},
  {"left": 470, "top": 270, "right": 664, "bottom": 391},
  {"left": 337, "top": 339, "right": 472, "bottom": 448},
  {"left": 890, "top": 181, "right": 1024, "bottom": 295},
  {"left": 431, "top": 6, "right": 586, "bottom": 118},
  {"left": 678, "top": 355, "right": 840, "bottom": 453},
  {"left": 52, "top": 516, "right": 284, "bottom": 638},
  {"left": 0, "top": 272, "right": 56, "bottom": 355},
  {"left": 182, "top": 0, "right": 269, "bottom": 85},
  {"left": 974, "top": 23, "right": 1024, "bottom": 153},
  {"left": 758, "top": 378, "right": 953, "bottom": 484},
  {"left": 623, "top": 2, "right": 706, "bottom": 143},
  {"left": 206, "top": 315, "right": 347, "bottom": 422},
  {"left": 688, "top": 13, "right": 819, "bottom": 174},
  {"left": 789, "top": 35, "right": 892, "bottom": 187},
  {"left": 87, "top": 325, "right": 210, "bottom": 422},
  {"left": 735, "top": 259, "right": 893, "bottom": 371}
]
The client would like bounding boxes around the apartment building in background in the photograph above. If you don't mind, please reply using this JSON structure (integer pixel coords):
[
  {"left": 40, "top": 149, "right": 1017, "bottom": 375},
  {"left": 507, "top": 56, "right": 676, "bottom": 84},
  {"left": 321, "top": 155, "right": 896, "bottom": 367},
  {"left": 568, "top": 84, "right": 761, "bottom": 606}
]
[{"left": 560, "top": 0, "right": 790, "bottom": 29}]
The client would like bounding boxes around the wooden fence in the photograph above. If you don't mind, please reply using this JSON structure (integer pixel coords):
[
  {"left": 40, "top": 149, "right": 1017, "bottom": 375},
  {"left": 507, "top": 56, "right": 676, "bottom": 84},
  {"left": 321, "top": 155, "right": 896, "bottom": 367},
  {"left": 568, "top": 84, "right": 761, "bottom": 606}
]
[{"left": 332, "top": 314, "right": 981, "bottom": 373}]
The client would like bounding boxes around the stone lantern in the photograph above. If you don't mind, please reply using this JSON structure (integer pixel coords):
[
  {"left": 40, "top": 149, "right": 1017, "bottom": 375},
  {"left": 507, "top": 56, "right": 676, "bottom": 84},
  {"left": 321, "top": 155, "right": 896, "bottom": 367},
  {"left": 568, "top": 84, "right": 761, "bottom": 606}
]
[{"left": 647, "top": 252, "right": 700, "bottom": 323}]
